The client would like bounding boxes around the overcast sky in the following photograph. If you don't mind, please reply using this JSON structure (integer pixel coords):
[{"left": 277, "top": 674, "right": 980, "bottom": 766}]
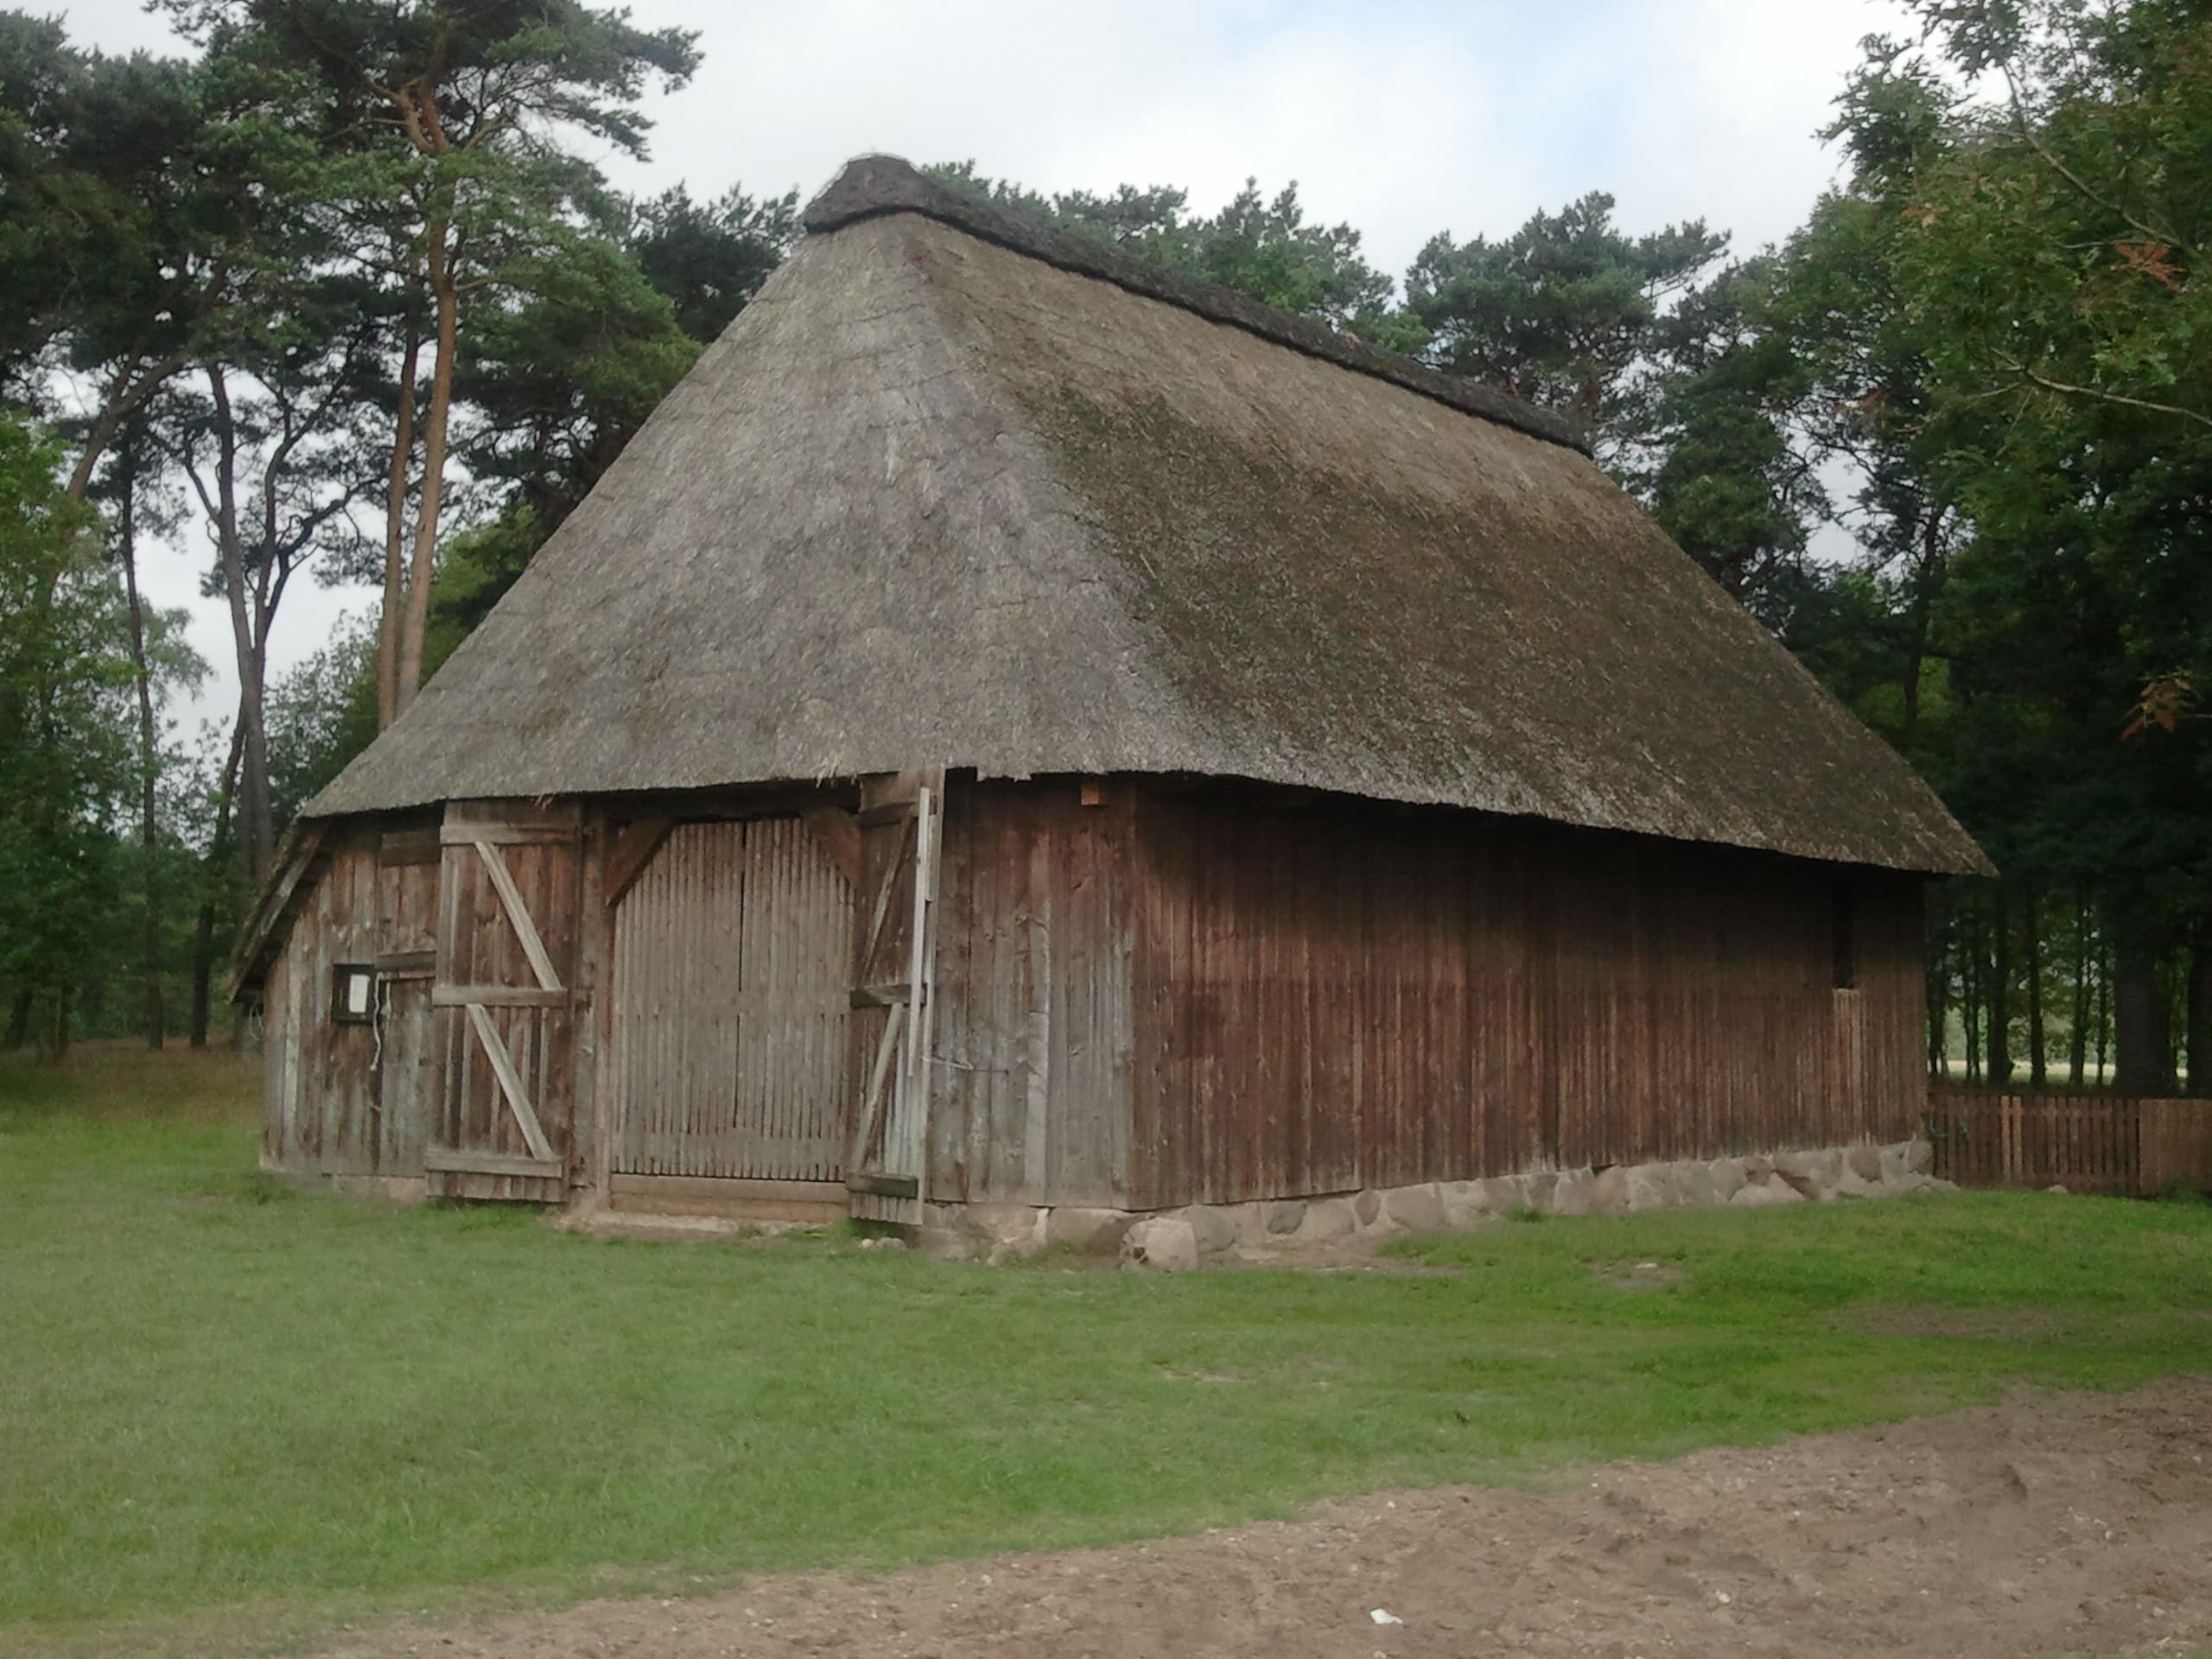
[{"left": 59, "top": 0, "right": 1911, "bottom": 737}]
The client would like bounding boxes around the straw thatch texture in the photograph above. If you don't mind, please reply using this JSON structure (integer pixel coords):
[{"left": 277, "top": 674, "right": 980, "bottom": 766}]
[{"left": 308, "top": 157, "right": 1986, "bottom": 876}]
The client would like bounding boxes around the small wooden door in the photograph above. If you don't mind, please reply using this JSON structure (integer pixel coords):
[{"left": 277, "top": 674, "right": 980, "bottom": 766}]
[
  {"left": 425, "top": 800, "right": 581, "bottom": 1201},
  {"left": 608, "top": 817, "right": 854, "bottom": 1179},
  {"left": 846, "top": 771, "right": 944, "bottom": 1224}
]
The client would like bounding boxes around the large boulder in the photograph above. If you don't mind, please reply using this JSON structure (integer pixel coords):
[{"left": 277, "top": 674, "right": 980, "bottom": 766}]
[
  {"left": 1845, "top": 1142, "right": 1885, "bottom": 1185},
  {"left": 1834, "top": 1166, "right": 1881, "bottom": 1200},
  {"left": 1380, "top": 1184, "right": 1446, "bottom": 1234},
  {"left": 1731, "top": 1175, "right": 1808, "bottom": 1208},
  {"left": 1774, "top": 1147, "right": 1841, "bottom": 1201},
  {"left": 1707, "top": 1158, "right": 1749, "bottom": 1203},
  {"left": 1262, "top": 1199, "right": 1307, "bottom": 1236},
  {"left": 1671, "top": 1160, "right": 1719, "bottom": 1208},
  {"left": 1590, "top": 1166, "right": 1631, "bottom": 1213},
  {"left": 1122, "top": 1216, "right": 1199, "bottom": 1271},
  {"left": 1045, "top": 1206, "right": 1135, "bottom": 1255},
  {"left": 1626, "top": 1165, "right": 1681, "bottom": 1211},
  {"left": 1548, "top": 1168, "right": 1597, "bottom": 1217},
  {"left": 1176, "top": 1204, "right": 1240, "bottom": 1256},
  {"left": 1298, "top": 1197, "right": 1358, "bottom": 1240}
]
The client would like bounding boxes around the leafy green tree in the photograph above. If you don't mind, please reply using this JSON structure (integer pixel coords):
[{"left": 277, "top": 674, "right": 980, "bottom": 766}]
[
  {"left": 165, "top": 0, "right": 702, "bottom": 723},
  {"left": 264, "top": 612, "right": 377, "bottom": 826},
  {"left": 0, "top": 410, "right": 135, "bottom": 1052},
  {"left": 1613, "top": 257, "right": 1828, "bottom": 621},
  {"left": 458, "top": 231, "right": 702, "bottom": 540},
  {"left": 628, "top": 184, "right": 800, "bottom": 345},
  {"left": 1404, "top": 193, "right": 1726, "bottom": 450},
  {"left": 930, "top": 162, "right": 1416, "bottom": 347},
  {"left": 1806, "top": 1, "right": 2212, "bottom": 1090},
  {"left": 0, "top": 15, "right": 320, "bottom": 505}
]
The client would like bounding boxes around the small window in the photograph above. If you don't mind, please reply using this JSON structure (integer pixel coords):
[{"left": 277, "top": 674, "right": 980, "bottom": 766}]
[
  {"left": 1831, "top": 879, "right": 1857, "bottom": 991},
  {"left": 333, "top": 963, "right": 377, "bottom": 1025}
]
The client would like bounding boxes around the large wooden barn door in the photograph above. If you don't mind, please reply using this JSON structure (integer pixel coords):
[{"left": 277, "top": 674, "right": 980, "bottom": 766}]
[
  {"left": 607, "top": 818, "right": 854, "bottom": 1180},
  {"left": 425, "top": 800, "right": 581, "bottom": 1201},
  {"left": 846, "top": 772, "right": 944, "bottom": 1224}
]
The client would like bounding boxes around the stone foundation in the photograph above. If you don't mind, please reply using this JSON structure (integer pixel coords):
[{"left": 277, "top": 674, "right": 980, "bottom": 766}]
[{"left": 918, "top": 1139, "right": 1952, "bottom": 1267}]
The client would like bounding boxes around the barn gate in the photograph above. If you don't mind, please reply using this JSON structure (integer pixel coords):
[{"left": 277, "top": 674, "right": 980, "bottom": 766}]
[
  {"left": 604, "top": 815, "right": 856, "bottom": 1216},
  {"left": 425, "top": 801, "right": 582, "bottom": 1201}
]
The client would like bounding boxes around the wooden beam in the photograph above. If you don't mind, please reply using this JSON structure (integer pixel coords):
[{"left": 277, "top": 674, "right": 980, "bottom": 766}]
[
  {"left": 424, "top": 1147, "right": 563, "bottom": 1179},
  {"left": 607, "top": 1174, "right": 847, "bottom": 1222},
  {"left": 474, "top": 839, "right": 563, "bottom": 991},
  {"left": 224, "top": 819, "right": 329, "bottom": 1001},
  {"left": 432, "top": 984, "right": 568, "bottom": 1008},
  {"left": 440, "top": 822, "right": 577, "bottom": 846},
  {"left": 602, "top": 817, "right": 673, "bottom": 910},
  {"left": 376, "top": 949, "right": 436, "bottom": 976},
  {"left": 845, "top": 1172, "right": 919, "bottom": 1199},
  {"left": 849, "top": 982, "right": 912, "bottom": 1009},
  {"left": 465, "top": 1001, "right": 558, "bottom": 1162}
]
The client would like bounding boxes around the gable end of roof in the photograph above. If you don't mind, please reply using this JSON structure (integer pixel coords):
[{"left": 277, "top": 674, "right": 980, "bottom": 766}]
[{"left": 803, "top": 154, "right": 1589, "bottom": 456}]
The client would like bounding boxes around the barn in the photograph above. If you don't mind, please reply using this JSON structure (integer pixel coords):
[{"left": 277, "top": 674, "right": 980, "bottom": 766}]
[{"left": 232, "top": 156, "right": 1988, "bottom": 1247}]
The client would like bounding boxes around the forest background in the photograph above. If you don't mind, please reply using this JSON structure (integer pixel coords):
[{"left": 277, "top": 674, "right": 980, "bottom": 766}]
[{"left": 3, "top": 0, "right": 2207, "bottom": 1093}]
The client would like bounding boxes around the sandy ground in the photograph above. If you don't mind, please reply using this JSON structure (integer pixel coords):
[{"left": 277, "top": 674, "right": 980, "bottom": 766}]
[{"left": 320, "top": 1379, "right": 2212, "bottom": 1659}]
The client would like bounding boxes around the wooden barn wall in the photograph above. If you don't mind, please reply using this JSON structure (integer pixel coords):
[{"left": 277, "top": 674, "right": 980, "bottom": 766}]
[
  {"left": 927, "top": 779, "right": 1136, "bottom": 1206},
  {"left": 1128, "top": 785, "right": 1924, "bottom": 1209},
  {"left": 262, "top": 813, "right": 440, "bottom": 1179}
]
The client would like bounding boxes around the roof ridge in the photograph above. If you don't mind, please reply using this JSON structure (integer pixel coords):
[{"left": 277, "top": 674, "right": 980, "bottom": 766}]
[{"left": 803, "top": 154, "right": 1590, "bottom": 456}]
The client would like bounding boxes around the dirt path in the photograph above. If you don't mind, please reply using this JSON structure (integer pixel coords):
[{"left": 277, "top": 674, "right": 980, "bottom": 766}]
[{"left": 323, "top": 1379, "right": 2212, "bottom": 1659}]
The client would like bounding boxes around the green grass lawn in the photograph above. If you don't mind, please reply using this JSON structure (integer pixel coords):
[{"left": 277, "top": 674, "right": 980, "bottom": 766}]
[{"left": 4, "top": 1046, "right": 2211, "bottom": 1655}]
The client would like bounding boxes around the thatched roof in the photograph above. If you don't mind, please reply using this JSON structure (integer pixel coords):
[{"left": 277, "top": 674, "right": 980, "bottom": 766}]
[{"left": 307, "top": 155, "right": 1986, "bottom": 877}]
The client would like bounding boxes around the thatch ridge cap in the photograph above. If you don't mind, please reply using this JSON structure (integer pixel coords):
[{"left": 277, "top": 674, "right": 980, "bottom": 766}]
[{"left": 803, "top": 154, "right": 1590, "bottom": 456}]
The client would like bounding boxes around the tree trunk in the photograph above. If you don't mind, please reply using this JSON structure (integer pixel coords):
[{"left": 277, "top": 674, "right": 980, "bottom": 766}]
[
  {"left": 1986, "top": 887, "right": 2012, "bottom": 1087},
  {"left": 2113, "top": 929, "right": 2175, "bottom": 1095},
  {"left": 2068, "top": 895, "right": 2091, "bottom": 1086},
  {"left": 188, "top": 724, "right": 245, "bottom": 1049},
  {"left": 396, "top": 226, "right": 460, "bottom": 714},
  {"left": 206, "top": 366, "right": 276, "bottom": 886},
  {"left": 2187, "top": 930, "right": 2212, "bottom": 1096},
  {"left": 4, "top": 988, "right": 30, "bottom": 1051},
  {"left": 1962, "top": 907, "right": 1983, "bottom": 1084},
  {"left": 377, "top": 310, "right": 421, "bottom": 729},
  {"left": 1897, "top": 505, "right": 1949, "bottom": 736},
  {"left": 1926, "top": 921, "right": 1948, "bottom": 1078},
  {"left": 2094, "top": 943, "right": 2112, "bottom": 1084},
  {"left": 117, "top": 424, "right": 166, "bottom": 1050},
  {"left": 2024, "top": 885, "right": 2046, "bottom": 1088},
  {"left": 44, "top": 984, "right": 72, "bottom": 1061}
]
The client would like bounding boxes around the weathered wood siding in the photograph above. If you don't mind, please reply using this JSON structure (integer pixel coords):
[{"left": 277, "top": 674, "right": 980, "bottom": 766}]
[
  {"left": 1129, "top": 784, "right": 1924, "bottom": 1208},
  {"left": 1929, "top": 1090, "right": 2212, "bottom": 1196},
  {"left": 927, "top": 779, "right": 1135, "bottom": 1205},
  {"left": 608, "top": 817, "right": 852, "bottom": 1180},
  {"left": 261, "top": 817, "right": 439, "bottom": 1178}
]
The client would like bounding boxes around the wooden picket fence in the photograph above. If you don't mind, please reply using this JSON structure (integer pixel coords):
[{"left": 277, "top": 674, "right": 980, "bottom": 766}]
[{"left": 1926, "top": 1089, "right": 2212, "bottom": 1197}]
